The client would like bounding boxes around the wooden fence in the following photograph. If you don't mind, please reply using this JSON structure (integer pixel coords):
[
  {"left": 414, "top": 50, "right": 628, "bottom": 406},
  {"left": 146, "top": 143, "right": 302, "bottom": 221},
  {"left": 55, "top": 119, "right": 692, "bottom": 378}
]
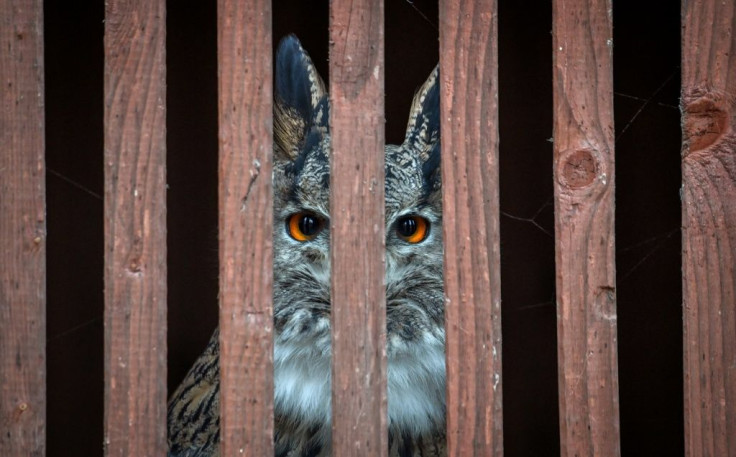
[{"left": 1, "top": 0, "right": 734, "bottom": 456}]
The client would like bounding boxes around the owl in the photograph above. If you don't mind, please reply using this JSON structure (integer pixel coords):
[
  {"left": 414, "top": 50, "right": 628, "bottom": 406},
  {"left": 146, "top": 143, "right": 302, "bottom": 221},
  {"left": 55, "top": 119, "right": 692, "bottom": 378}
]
[{"left": 168, "top": 35, "right": 445, "bottom": 457}]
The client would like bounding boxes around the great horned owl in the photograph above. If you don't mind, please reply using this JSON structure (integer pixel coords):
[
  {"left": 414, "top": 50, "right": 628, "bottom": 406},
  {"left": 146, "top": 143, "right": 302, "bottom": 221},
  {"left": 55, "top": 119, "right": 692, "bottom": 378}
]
[{"left": 168, "top": 35, "right": 445, "bottom": 457}]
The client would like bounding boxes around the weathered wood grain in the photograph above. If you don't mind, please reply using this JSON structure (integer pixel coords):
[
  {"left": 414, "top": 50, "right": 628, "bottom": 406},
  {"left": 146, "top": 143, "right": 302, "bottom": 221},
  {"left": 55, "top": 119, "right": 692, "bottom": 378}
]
[
  {"left": 103, "top": 1, "right": 167, "bottom": 455},
  {"left": 329, "top": 1, "right": 387, "bottom": 455},
  {"left": 681, "top": 1, "right": 736, "bottom": 456},
  {"left": 217, "top": 1, "right": 274, "bottom": 455},
  {"left": 0, "top": 1, "right": 46, "bottom": 456},
  {"left": 439, "top": 0, "right": 504, "bottom": 455},
  {"left": 552, "top": 0, "right": 621, "bottom": 455}
]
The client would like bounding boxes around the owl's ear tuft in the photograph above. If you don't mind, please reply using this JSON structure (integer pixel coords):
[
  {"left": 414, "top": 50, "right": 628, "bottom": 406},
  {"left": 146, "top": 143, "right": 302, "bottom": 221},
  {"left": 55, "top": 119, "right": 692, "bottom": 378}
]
[
  {"left": 404, "top": 66, "right": 440, "bottom": 190},
  {"left": 274, "top": 35, "right": 327, "bottom": 162},
  {"left": 404, "top": 66, "right": 439, "bottom": 158}
]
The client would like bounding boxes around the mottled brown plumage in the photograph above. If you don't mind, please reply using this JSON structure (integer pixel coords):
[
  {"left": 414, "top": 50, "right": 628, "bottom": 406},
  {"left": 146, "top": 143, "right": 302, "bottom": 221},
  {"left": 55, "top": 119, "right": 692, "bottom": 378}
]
[{"left": 168, "top": 35, "right": 444, "bottom": 457}]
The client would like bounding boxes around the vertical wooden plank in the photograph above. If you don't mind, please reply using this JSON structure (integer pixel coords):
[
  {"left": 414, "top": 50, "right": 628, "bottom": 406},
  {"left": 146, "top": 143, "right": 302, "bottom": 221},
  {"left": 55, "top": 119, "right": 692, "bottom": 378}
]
[
  {"left": 439, "top": 0, "right": 503, "bottom": 455},
  {"left": 103, "top": 1, "right": 167, "bottom": 455},
  {"left": 552, "top": 0, "right": 620, "bottom": 456},
  {"left": 217, "top": 1, "right": 274, "bottom": 455},
  {"left": 681, "top": 1, "right": 736, "bottom": 456},
  {"left": 329, "top": 1, "right": 387, "bottom": 455},
  {"left": 0, "top": 1, "right": 46, "bottom": 456}
]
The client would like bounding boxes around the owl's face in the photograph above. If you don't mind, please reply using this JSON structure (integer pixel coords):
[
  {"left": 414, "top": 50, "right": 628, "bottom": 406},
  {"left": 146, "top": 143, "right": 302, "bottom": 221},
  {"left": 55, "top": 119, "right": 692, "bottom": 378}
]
[{"left": 271, "top": 36, "right": 444, "bottom": 437}]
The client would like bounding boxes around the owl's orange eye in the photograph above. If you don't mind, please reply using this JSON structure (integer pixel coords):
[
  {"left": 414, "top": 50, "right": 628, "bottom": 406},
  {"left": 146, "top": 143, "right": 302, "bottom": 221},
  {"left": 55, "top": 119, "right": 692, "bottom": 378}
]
[
  {"left": 288, "top": 212, "right": 324, "bottom": 241},
  {"left": 396, "top": 215, "right": 429, "bottom": 243}
]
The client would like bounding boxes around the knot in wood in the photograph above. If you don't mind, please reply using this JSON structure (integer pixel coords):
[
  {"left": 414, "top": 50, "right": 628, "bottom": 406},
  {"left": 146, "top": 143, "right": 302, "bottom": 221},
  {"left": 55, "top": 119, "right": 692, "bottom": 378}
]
[
  {"left": 127, "top": 259, "right": 141, "bottom": 273},
  {"left": 684, "top": 98, "right": 729, "bottom": 153},
  {"left": 13, "top": 402, "right": 29, "bottom": 421},
  {"left": 559, "top": 149, "right": 599, "bottom": 189}
]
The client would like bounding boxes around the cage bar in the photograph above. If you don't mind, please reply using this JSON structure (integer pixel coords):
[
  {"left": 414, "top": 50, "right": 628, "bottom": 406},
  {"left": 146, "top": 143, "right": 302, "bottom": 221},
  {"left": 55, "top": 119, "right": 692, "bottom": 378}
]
[
  {"left": 328, "top": 1, "right": 388, "bottom": 455},
  {"left": 681, "top": 1, "right": 736, "bottom": 455},
  {"left": 438, "top": 0, "right": 504, "bottom": 455},
  {"left": 216, "top": 1, "right": 275, "bottom": 455},
  {"left": 0, "top": 1, "right": 46, "bottom": 456},
  {"left": 551, "top": 0, "right": 621, "bottom": 455},
  {"left": 103, "top": 1, "right": 167, "bottom": 455}
]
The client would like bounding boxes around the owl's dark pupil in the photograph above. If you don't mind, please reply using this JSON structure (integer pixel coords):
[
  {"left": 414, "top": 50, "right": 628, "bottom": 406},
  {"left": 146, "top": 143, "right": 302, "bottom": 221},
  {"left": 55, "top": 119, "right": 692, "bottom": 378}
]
[
  {"left": 299, "top": 215, "right": 319, "bottom": 235},
  {"left": 398, "top": 217, "right": 417, "bottom": 237}
]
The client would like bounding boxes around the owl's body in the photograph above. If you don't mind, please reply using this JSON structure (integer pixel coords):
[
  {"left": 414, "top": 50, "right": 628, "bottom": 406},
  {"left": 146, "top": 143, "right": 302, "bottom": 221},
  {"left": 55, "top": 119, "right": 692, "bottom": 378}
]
[{"left": 168, "top": 36, "right": 445, "bottom": 457}]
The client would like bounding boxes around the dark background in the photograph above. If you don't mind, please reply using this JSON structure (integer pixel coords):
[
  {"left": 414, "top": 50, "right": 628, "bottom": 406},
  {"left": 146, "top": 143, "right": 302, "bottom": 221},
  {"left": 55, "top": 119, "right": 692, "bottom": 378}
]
[{"left": 44, "top": 0, "right": 682, "bottom": 455}]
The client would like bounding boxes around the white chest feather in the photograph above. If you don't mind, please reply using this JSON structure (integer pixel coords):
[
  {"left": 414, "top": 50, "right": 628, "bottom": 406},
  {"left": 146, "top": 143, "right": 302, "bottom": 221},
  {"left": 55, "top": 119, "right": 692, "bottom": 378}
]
[{"left": 273, "top": 335, "right": 446, "bottom": 433}]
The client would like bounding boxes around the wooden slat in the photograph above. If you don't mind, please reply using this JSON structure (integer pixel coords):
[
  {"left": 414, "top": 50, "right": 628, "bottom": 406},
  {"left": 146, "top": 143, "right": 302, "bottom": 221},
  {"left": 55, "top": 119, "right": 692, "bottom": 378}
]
[
  {"left": 329, "top": 2, "right": 387, "bottom": 455},
  {"left": 103, "top": 1, "right": 167, "bottom": 455},
  {"left": 0, "top": 1, "right": 46, "bottom": 456},
  {"left": 217, "top": 1, "right": 274, "bottom": 455},
  {"left": 552, "top": 0, "right": 621, "bottom": 455},
  {"left": 681, "top": 1, "right": 736, "bottom": 455},
  {"left": 439, "top": 0, "right": 503, "bottom": 455}
]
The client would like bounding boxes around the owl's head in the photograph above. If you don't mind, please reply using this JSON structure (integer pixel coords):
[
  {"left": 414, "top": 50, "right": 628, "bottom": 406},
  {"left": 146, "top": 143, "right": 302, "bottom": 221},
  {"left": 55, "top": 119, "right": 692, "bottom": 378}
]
[{"left": 272, "top": 35, "right": 444, "bottom": 435}]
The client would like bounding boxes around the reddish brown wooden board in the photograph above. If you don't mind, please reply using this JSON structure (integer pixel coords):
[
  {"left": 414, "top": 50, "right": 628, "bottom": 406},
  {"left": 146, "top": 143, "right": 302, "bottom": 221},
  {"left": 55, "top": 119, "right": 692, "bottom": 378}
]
[
  {"left": 217, "top": 1, "right": 274, "bottom": 455},
  {"left": 0, "top": 1, "right": 46, "bottom": 456},
  {"left": 552, "top": 0, "right": 621, "bottom": 455},
  {"left": 681, "top": 1, "right": 736, "bottom": 455},
  {"left": 439, "top": 0, "right": 504, "bottom": 455},
  {"left": 103, "top": 1, "right": 167, "bottom": 455},
  {"left": 329, "top": 1, "right": 387, "bottom": 455}
]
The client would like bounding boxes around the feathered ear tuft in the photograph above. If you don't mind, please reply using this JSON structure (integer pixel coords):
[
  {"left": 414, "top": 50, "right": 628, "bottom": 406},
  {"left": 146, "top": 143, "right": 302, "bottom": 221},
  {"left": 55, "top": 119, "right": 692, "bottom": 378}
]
[
  {"left": 404, "top": 66, "right": 440, "bottom": 189},
  {"left": 404, "top": 66, "right": 439, "bottom": 157},
  {"left": 274, "top": 35, "right": 328, "bottom": 162}
]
